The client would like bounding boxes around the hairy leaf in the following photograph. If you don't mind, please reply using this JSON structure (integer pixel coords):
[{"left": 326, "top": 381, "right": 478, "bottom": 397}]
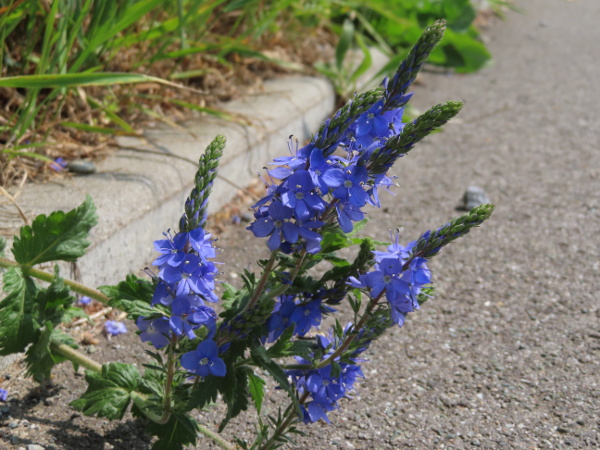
[
  {"left": 12, "top": 195, "right": 97, "bottom": 266},
  {"left": 148, "top": 411, "right": 199, "bottom": 450},
  {"left": 100, "top": 274, "right": 156, "bottom": 320},
  {"left": 251, "top": 346, "right": 301, "bottom": 417},
  {"left": 0, "top": 268, "right": 39, "bottom": 355},
  {"left": 219, "top": 367, "right": 250, "bottom": 431},
  {"left": 25, "top": 324, "right": 76, "bottom": 383},
  {"left": 246, "top": 369, "right": 266, "bottom": 414},
  {"left": 71, "top": 363, "right": 141, "bottom": 420},
  {"left": 35, "top": 265, "right": 75, "bottom": 324}
]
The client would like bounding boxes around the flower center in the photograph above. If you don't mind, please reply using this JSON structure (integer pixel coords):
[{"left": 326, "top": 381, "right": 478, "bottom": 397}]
[
  {"left": 344, "top": 180, "right": 353, "bottom": 188},
  {"left": 200, "top": 357, "right": 209, "bottom": 366}
]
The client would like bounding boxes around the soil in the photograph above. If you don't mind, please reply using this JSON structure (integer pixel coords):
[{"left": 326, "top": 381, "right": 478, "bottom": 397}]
[{"left": 1, "top": 0, "right": 599, "bottom": 449}]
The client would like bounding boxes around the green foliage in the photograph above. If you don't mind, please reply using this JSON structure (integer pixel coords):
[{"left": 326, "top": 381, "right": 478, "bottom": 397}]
[
  {"left": 246, "top": 369, "right": 267, "bottom": 414},
  {"left": 357, "top": 0, "right": 492, "bottom": 73},
  {"left": 147, "top": 411, "right": 200, "bottom": 450},
  {"left": 100, "top": 274, "right": 157, "bottom": 321},
  {"left": 71, "top": 362, "right": 142, "bottom": 420},
  {"left": 219, "top": 366, "right": 250, "bottom": 431},
  {"left": 251, "top": 346, "right": 302, "bottom": 417},
  {"left": 25, "top": 324, "right": 77, "bottom": 383},
  {"left": 267, "top": 326, "right": 314, "bottom": 359},
  {"left": 0, "top": 267, "right": 39, "bottom": 355},
  {"left": 12, "top": 195, "right": 97, "bottom": 266}
]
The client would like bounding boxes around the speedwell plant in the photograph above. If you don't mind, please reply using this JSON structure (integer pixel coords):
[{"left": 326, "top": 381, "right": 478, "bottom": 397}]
[{"left": 0, "top": 21, "right": 493, "bottom": 449}]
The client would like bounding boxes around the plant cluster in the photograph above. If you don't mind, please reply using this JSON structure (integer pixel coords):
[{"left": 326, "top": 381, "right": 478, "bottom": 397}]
[{"left": 0, "top": 21, "right": 493, "bottom": 449}]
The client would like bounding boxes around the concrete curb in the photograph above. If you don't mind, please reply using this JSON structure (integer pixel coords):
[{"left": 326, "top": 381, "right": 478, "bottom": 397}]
[{"left": 0, "top": 50, "right": 388, "bottom": 371}]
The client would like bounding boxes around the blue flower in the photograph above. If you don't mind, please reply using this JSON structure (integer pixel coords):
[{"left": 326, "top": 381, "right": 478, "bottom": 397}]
[
  {"left": 137, "top": 316, "right": 171, "bottom": 349},
  {"left": 334, "top": 201, "right": 365, "bottom": 233},
  {"left": 180, "top": 340, "right": 226, "bottom": 377},
  {"left": 308, "top": 150, "right": 344, "bottom": 193},
  {"left": 332, "top": 165, "right": 369, "bottom": 207},
  {"left": 301, "top": 400, "right": 336, "bottom": 424},
  {"left": 248, "top": 201, "right": 298, "bottom": 251},
  {"left": 188, "top": 227, "right": 217, "bottom": 261},
  {"left": 364, "top": 257, "right": 410, "bottom": 302},
  {"left": 289, "top": 300, "right": 322, "bottom": 336},
  {"left": 153, "top": 231, "right": 188, "bottom": 268},
  {"left": 281, "top": 170, "right": 326, "bottom": 220},
  {"left": 104, "top": 320, "right": 127, "bottom": 336},
  {"left": 267, "top": 296, "right": 297, "bottom": 342},
  {"left": 77, "top": 296, "right": 92, "bottom": 306},
  {"left": 0, "top": 388, "right": 7, "bottom": 402}
]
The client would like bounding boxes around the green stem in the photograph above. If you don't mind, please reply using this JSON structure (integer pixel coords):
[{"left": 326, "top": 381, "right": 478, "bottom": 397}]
[
  {"left": 259, "top": 392, "right": 309, "bottom": 450},
  {"left": 0, "top": 257, "right": 110, "bottom": 305},
  {"left": 316, "top": 290, "right": 385, "bottom": 369},
  {"left": 130, "top": 391, "right": 234, "bottom": 449},
  {"left": 197, "top": 423, "right": 235, "bottom": 450},
  {"left": 50, "top": 340, "right": 102, "bottom": 373},
  {"left": 246, "top": 250, "right": 278, "bottom": 310},
  {"left": 130, "top": 391, "right": 170, "bottom": 425},
  {"left": 163, "top": 337, "right": 177, "bottom": 416}
]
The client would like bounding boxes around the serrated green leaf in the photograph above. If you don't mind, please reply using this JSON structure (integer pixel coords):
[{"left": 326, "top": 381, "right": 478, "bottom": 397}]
[
  {"left": 185, "top": 375, "right": 221, "bottom": 411},
  {"left": 0, "top": 267, "right": 39, "bottom": 355},
  {"left": 148, "top": 411, "right": 199, "bottom": 450},
  {"left": 35, "top": 265, "right": 74, "bottom": 325},
  {"left": 266, "top": 326, "right": 295, "bottom": 358},
  {"left": 99, "top": 274, "right": 156, "bottom": 320},
  {"left": 25, "top": 323, "right": 76, "bottom": 383},
  {"left": 12, "top": 195, "right": 97, "bottom": 266},
  {"left": 219, "top": 367, "right": 250, "bottom": 431},
  {"left": 322, "top": 255, "right": 351, "bottom": 267},
  {"left": 71, "top": 362, "right": 141, "bottom": 420},
  {"left": 285, "top": 340, "right": 315, "bottom": 359},
  {"left": 320, "top": 230, "right": 352, "bottom": 254},
  {"left": 246, "top": 369, "right": 266, "bottom": 414},
  {"left": 251, "top": 346, "right": 301, "bottom": 417}
]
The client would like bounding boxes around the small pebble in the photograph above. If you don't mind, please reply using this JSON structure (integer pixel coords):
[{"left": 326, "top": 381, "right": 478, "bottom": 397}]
[
  {"left": 27, "top": 445, "right": 45, "bottom": 450},
  {"left": 8, "top": 420, "right": 18, "bottom": 428},
  {"left": 67, "top": 159, "right": 97, "bottom": 174},
  {"left": 459, "top": 185, "right": 491, "bottom": 210}
]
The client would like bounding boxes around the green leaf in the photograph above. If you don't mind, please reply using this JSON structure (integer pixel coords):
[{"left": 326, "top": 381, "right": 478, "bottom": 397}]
[
  {"left": 266, "top": 325, "right": 295, "bottom": 358},
  {"left": 251, "top": 346, "right": 301, "bottom": 417},
  {"left": 219, "top": 367, "right": 250, "bottom": 431},
  {"left": 185, "top": 375, "right": 221, "bottom": 411},
  {"left": 336, "top": 19, "right": 354, "bottom": 71},
  {"left": 0, "top": 72, "right": 183, "bottom": 89},
  {"left": 0, "top": 268, "right": 39, "bottom": 355},
  {"left": 12, "top": 195, "right": 97, "bottom": 266},
  {"left": 246, "top": 369, "right": 266, "bottom": 414},
  {"left": 35, "top": 265, "right": 75, "bottom": 325},
  {"left": 25, "top": 323, "right": 76, "bottom": 383},
  {"left": 431, "top": 27, "right": 492, "bottom": 73},
  {"left": 99, "top": 274, "right": 156, "bottom": 320},
  {"left": 71, "top": 362, "right": 141, "bottom": 420},
  {"left": 148, "top": 411, "right": 199, "bottom": 450}
]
